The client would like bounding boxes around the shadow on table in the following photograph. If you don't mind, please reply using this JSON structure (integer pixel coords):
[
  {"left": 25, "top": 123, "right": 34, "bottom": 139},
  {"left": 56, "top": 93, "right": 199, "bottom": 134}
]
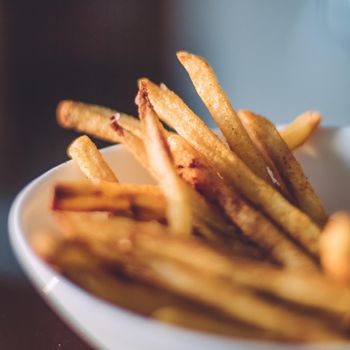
[{"left": 0, "top": 278, "right": 93, "bottom": 350}]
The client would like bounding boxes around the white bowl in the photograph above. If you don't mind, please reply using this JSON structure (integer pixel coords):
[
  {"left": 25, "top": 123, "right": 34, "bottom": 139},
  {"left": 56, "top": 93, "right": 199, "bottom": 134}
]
[{"left": 8, "top": 127, "right": 350, "bottom": 350}]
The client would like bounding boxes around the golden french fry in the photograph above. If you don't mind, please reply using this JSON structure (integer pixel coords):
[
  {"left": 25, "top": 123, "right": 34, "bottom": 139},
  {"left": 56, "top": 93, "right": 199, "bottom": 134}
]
[
  {"left": 142, "top": 79, "right": 321, "bottom": 256},
  {"left": 168, "top": 133, "right": 317, "bottom": 271},
  {"left": 110, "top": 116, "right": 152, "bottom": 176},
  {"left": 52, "top": 181, "right": 165, "bottom": 220},
  {"left": 55, "top": 213, "right": 344, "bottom": 342},
  {"left": 56, "top": 100, "right": 151, "bottom": 177},
  {"left": 238, "top": 111, "right": 293, "bottom": 201},
  {"left": 280, "top": 111, "right": 321, "bottom": 150},
  {"left": 239, "top": 110, "right": 326, "bottom": 227},
  {"left": 177, "top": 51, "right": 272, "bottom": 184},
  {"left": 138, "top": 88, "right": 192, "bottom": 236},
  {"left": 67, "top": 135, "right": 118, "bottom": 183},
  {"left": 57, "top": 100, "right": 142, "bottom": 142},
  {"left": 320, "top": 212, "right": 350, "bottom": 283}
]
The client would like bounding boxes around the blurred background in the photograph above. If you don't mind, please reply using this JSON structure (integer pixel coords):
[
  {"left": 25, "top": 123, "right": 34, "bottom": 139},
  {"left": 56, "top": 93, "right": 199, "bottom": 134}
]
[{"left": 0, "top": 0, "right": 349, "bottom": 348}]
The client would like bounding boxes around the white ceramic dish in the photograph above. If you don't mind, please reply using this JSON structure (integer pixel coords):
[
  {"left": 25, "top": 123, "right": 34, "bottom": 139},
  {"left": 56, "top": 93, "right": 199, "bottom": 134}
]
[{"left": 8, "top": 127, "right": 350, "bottom": 350}]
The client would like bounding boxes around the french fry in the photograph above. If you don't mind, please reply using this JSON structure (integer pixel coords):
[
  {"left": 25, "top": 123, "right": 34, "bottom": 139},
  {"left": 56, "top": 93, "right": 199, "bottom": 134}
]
[
  {"left": 142, "top": 79, "right": 321, "bottom": 256},
  {"left": 67, "top": 135, "right": 118, "bottom": 183},
  {"left": 239, "top": 110, "right": 327, "bottom": 227},
  {"left": 138, "top": 88, "right": 192, "bottom": 236},
  {"left": 57, "top": 100, "right": 142, "bottom": 142},
  {"left": 56, "top": 100, "right": 151, "bottom": 177},
  {"left": 52, "top": 181, "right": 165, "bottom": 220},
  {"left": 320, "top": 212, "right": 350, "bottom": 283},
  {"left": 110, "top": 117, "right": 152, "bottom": 176},
  {"left": 280, "top": 111, "right": 321, "bottom": 150},
  {"left": 55, "top": 213, "right": 344, "bottom": 342},
  {"left": 177, "top": 51, "right": 272, "bottom": 184},
  {"left": 237, "top": 112, "right": 293, "bottom": 200},
  {"left": 168, "top": 133, "right": 317, "bottom": 271}
]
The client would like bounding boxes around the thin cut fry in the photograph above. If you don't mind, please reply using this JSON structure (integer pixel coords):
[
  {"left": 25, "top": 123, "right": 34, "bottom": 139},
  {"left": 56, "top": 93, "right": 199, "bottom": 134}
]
[
  {"left": 52, "top": 181, "right": 165, "bottom": 220},
  {"left": 239, "top": 110, "right": 326, "bottom": 227},
  {"left": 142, "top": 79, "right": 321, "bottom": 256},
  {"left": 177, "top": 51, "right": 272, "bottom": 184},
  {"left": 138, "top": 88, "right": 192, "bottom": 236},
  {"left": 56, "top": 100, "right": 142, "bottom": 141},
  {"left": 168, "top": 133, "right": 317, "bottom": 271},
  {"left": 320, "top": 212, "right": 350, "bottom": 283},
  {"left": 238, "top": 111, "right": 293, "bottom": 200},
  {"left": 68, "top": 135, "right": 118, "bottom": 183},
  {"left": 110, "top": 116, "right": 151, "bottom": 175},
  {"left": 280, "top": 111, "right": 321, "bottom": 150}
]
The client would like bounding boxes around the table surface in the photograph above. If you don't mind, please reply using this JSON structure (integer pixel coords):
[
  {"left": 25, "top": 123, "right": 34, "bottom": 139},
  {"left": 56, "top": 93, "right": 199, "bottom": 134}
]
[{"left": 1, "top": 201, "right": 93, "bottom": 350}]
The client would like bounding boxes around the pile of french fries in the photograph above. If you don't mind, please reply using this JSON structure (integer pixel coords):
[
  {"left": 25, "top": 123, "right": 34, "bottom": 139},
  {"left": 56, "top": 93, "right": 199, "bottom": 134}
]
[{"left": 32, "top": 51, "right": 350, "bottom": 343}]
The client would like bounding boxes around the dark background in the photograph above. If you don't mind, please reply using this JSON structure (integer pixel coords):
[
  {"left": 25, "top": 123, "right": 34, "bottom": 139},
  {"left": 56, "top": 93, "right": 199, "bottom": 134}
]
[{"left": 0, "top": 1, "right": 167, "bottom": 348}]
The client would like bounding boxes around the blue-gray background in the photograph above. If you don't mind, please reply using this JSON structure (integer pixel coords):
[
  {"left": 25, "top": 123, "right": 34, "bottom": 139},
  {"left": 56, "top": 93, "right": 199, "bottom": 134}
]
[{"left": 0, "top": 0, "right": 349, "bottom": 348}]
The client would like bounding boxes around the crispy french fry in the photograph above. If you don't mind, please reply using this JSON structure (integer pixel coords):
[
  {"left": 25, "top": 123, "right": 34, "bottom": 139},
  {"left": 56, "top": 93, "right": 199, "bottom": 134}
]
[
  {"left": 67, "top": 135, "right": 118, "bottom": 183},
  {"left": 142, "top": 79, "right": 321, "bottom": 256},
  {"left": 57, "top": 100, "right": 141, "bottom": 142},
  {"left": 52, "top": 181, "right": 165, "bottom": 220},
  {"left": 56, "top": 100, "right": 151, "bottom": 177},
  {"left": 238, "top": 111, "right": 293, "bottom": 200},
  {"left": 55, "top": 213, "right": 344, "bottom": 342},
  {"left": 110, "top": 117, "right": 152, "bottom": 176},
  {"left": 320, "top": 212, "right": 350, "bottom": 283},
  {"left": 177, "top": 52, "right": 272, "bottom": 184},
  {"left": 138, "top": 88, "right": 192, "bottom": 236},
  {"left": 239, "top": 110, "right": 326, "bottom": 227},
  {"left": 168, "top": 133, "right": 317, "bottom": 271},
  {"left": 280, "top": 111, "right": 321, "bottom": 150}
]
